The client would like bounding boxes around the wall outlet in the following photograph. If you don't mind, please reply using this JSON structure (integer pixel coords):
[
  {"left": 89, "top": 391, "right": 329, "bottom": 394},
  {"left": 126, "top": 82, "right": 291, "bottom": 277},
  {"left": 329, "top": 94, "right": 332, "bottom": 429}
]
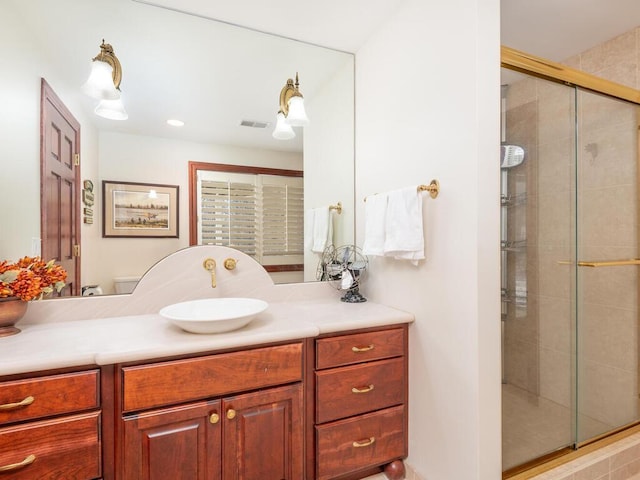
[{"left": 31, "top": 237, "right": 41, "bottom": 257}]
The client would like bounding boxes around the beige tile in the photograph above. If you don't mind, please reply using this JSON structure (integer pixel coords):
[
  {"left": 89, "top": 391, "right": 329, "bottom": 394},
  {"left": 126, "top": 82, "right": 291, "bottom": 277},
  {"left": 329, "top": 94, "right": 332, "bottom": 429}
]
[
  {"left": 610, "top": 443, "right": 640, "bottom": 470},
  {"left": 537, "top": 245, "right": 574, "bottom": 300},
  {"left": 578, "top": 360, "right": 638, "bottom": 428},
  {"left": 580, "top": 303, "right": 637, "bottom": 372},
  {"left": 580, "top": 29, "right": 637, "bottom": 75},
  {"left": 538, "top": 136, "right": 575, "bottom": 194},
  {"left": 538, "top": 296, "right": 572, "bottom": 353},
  {"left": 574, "top": 458, "right": 609, "bottom": 480},
  {"left": 505, "top": 74, "right": 538, "bottom": 109},
  {"left": 538, "top": 190, "right": 574, "bottom": 248},
  {"left": 540, "top": 347, "right": 573, "bottom": 407},
  {"left": 579, "top": 187, "right": 637, "bottom": 249},
  {"left": 505, "top": 337, "right": 539, "bottom": 392},
  {"left": 537, "top": 82, "right": 577, "bottom": 145},
  {"left": 578, "top": 119, "right": 637, "bottom": 191},
  {"left": 578, "top": 90, "right": 637, "bottom": 135},
  {"left": 579, "top": 253, "right": 638, "bottom": 311},
  {"left": 611, "top": 457, "right": 640, "bottom": 480}
]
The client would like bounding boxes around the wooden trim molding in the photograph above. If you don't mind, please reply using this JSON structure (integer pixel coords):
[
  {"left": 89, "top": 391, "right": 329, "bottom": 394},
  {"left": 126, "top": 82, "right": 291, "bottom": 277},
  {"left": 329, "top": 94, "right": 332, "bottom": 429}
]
[
  {"left": 188, "top": 161, "right": 303, "bottom": 246},
  {"left": 501, "top": 45, "right": 640, "bottom": 105}
]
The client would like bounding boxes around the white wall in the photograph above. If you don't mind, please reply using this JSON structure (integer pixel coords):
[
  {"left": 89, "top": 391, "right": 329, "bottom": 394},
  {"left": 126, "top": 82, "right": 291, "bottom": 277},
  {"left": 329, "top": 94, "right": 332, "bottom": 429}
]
[
  {"left": 90, "top": 132, "right": 303, "bottom": 293},
  {"left": 0, "top": 2, "right": 99, "bottom": 262},
  {"left": 355, "top": 0, "right": 501, "bottom": 478},
  {"left": 303, "top": 58, "right": 355, "bottom": 281}
]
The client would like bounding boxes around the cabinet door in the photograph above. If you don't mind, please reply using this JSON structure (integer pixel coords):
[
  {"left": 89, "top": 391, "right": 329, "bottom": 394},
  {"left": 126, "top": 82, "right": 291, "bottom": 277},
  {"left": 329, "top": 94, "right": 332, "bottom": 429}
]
[
  {"left": 123, "top": 400, "right": 222, "bottom": 480},
  {"left": 222, "top": 383, "right": 303, "bottom": 480}
]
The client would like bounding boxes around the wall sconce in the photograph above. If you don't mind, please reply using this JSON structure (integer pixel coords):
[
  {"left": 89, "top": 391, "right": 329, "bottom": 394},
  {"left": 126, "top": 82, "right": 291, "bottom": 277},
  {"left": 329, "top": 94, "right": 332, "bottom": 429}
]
[
  {"left": 81, "top": 40, "right": 128, "bottom": 120},
  {"left": 272, "top": 72, "right": 309, "bottom": 140}
]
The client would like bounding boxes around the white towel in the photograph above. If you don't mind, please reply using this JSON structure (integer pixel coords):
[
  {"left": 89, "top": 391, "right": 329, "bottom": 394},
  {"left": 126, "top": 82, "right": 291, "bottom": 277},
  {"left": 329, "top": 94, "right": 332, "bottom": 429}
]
[
  {"left": 383, "top": 186, "right": 425, "bottom": 265},
  {"left": 304, "top": 208, "right": 315, "bottom": 253},
  {"left": 311, "top": 206, "right": 333, "bottom": 253},
  {"left": 362, "top": 193, "right": 388, "bottom": 257}
]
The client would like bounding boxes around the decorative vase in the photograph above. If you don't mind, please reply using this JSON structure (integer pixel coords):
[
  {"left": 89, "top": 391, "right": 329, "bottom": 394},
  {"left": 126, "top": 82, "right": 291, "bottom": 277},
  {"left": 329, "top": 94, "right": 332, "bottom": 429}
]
[{"left": 0, "top": 297, "right": 28, "bottom": 337}]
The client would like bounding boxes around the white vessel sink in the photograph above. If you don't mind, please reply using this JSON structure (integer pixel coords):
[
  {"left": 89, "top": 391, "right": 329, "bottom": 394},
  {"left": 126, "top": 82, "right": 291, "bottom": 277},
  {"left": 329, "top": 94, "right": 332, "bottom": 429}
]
[{"left": 159, "top": 298, "right": 268, "bottom": 334}]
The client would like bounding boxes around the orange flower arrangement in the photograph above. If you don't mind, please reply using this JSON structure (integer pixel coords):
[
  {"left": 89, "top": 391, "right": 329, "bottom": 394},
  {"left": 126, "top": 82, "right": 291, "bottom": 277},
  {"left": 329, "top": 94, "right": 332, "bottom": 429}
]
[{"left": 0, "top": 256, "right": 67, "bottom": 301}]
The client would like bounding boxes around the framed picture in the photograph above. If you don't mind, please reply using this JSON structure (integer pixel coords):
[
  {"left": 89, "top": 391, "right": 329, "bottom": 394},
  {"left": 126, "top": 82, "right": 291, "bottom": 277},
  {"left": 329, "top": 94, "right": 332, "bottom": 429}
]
[{"left": 103, "top": 181, "right": 179, "bottom": 238}]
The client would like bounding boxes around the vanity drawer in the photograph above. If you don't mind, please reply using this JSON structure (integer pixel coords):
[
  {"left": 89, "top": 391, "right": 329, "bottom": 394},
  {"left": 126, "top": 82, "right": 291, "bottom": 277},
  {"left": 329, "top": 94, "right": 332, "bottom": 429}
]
[
  {"left": 316, "top": 357, "right": 404, "bottom": 423},
  {"left": 316, "top": 405, "right": 406, "bottom": 480},
  {"left": 316, "top": 328, "right": 405, "bottom": 369},
  {"left": 0, "top": 370, "right": 99, "bottom": 426},
  {"left": 122, "top": 343, "right": 303, "bottom": 412},
  {"left": 0, "top": 411, "right": 101, "bottom": 479}
]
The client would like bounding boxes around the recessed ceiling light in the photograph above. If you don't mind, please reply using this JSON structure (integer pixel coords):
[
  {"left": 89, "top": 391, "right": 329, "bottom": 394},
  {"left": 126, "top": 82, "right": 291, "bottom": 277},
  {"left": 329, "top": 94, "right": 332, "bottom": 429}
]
[{"left": 167, "top": 119, "right": 184, "bottom": 127}]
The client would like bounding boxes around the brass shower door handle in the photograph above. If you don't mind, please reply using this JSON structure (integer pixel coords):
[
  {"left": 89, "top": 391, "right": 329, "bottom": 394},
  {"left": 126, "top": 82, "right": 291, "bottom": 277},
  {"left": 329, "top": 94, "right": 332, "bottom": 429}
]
[
  {"left": 558, "top": 259, "right": 640, "bottom": 267},
  {"left": 578, "top": 259, "right": 640, "bottom": 267}
]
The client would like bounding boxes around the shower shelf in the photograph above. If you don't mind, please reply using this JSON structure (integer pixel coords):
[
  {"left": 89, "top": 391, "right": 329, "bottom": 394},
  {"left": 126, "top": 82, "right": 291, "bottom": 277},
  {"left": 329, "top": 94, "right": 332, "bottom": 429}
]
[
  {"left": 500, "top": 192, "right": 527, "bottom": 207},
  {"left": 501, "top": 289, "right": 527, "bottom": 306},
  {"left": 501, "top": 240, "right": 527, "bottom": 253}
]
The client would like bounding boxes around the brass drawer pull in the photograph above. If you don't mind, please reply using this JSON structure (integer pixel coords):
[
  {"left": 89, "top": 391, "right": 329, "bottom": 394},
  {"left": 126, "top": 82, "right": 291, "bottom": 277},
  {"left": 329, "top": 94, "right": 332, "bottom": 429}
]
[
  {"left": 0, "top": 395, "right": 34, "bottom": 411},
  {"left": 209, "top": 413, "right": 220, "bottom": 424},
  {"left": 0, "top": 454, "right": 36, "bottom": 472},
  {"left": 351, "top": 385, "right": 375, "bottom": 394},
  {"left": 352, "top": 344, "right": 374, "bottom": 353},
  {"left": 226, "top": 409, "right": 236, "bottom": 420},
  {"left": 352, "top": 437, "right": 376, "bottom": 448}
]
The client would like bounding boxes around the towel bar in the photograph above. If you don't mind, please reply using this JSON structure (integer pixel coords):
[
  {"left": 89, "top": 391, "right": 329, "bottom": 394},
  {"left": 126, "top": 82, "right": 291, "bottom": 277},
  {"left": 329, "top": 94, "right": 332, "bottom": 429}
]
[
  {"left": 364, "top": 179, "right": 440, "bottom": 201},
  {"left": 329, "top": 202, "right": 342, "bottom": 214}
]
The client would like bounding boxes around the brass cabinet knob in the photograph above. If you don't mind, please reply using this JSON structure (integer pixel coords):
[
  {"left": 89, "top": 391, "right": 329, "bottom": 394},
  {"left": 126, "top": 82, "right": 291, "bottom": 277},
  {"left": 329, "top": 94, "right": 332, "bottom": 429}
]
[
  {"left": 226, "top": 409, "right": 236, "bottom": 420},
  {"left": 224, "top": 258, "right": 237, "bottom": 270},
  {"left": 209, "top": 413, "right": 220, "bottom": 424}
]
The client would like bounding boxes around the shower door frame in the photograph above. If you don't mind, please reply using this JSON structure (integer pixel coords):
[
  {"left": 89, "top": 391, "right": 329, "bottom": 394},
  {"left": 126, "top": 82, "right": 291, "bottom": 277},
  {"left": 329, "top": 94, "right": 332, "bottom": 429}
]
[{"left": 501, "top": 45, "right": 640, "bottom": 479}]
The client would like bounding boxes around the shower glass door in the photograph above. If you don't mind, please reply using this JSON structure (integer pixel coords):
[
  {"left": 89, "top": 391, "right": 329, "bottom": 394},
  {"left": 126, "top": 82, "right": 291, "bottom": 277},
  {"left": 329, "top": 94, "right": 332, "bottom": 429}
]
[
  {"left": 501, "top": 67, "right": 640, "bottom": 473},
  {"left": 575, "top": 88, "right": 639, "bottom": 445},
  {"left": 501, "top": 68, "right": 578, "bottom": 471}
]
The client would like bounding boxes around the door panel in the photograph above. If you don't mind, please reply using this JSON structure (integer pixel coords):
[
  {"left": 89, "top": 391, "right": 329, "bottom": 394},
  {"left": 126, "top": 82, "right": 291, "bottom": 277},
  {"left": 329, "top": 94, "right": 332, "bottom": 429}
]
[
  {"left": 122, "top": 400, "right": 222, "bottom": 480},
  {"left": 222, "top": 383, "right": 303, "bottom": 480},
  {"left": 41, "top": 79, "right": 80, "bottom": 296},
  {"left": 576, "top": 89, "right": 639, "bottom": 443}
]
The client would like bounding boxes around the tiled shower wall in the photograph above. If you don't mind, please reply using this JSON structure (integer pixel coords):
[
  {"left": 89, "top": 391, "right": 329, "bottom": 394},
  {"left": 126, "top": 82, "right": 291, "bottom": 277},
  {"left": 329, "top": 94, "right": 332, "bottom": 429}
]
[{"left": 503, "top": 25, "right": 640, "bottom": 462}]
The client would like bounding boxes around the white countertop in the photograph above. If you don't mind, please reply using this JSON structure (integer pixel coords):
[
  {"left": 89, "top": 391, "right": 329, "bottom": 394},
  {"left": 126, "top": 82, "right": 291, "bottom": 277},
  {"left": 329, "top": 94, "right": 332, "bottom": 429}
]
[{"left": 0, "top": 300, "right": 413, "bottom": 376}]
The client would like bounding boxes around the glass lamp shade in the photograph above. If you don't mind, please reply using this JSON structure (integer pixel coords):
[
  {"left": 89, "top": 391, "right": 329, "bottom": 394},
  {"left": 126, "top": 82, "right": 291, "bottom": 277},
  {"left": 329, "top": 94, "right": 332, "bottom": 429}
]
[
  {"left": 81, "top": 60, "right": 120, "bottom": 100},
  {"left": 95, "top": 96, "right": 128, "bottom": 120},
  {"left": 272, "top": 112, "right": 295, "bottom": 140},
  {"left": 285, "top": 95, "right": 309, "bottom": 126}
]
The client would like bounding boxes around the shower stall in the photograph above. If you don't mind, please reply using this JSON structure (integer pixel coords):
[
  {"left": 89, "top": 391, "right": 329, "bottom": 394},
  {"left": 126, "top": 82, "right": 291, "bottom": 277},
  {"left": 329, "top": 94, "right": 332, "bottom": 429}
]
[{"left": 501, "top": 47, "right": 640, "bottom": 474}]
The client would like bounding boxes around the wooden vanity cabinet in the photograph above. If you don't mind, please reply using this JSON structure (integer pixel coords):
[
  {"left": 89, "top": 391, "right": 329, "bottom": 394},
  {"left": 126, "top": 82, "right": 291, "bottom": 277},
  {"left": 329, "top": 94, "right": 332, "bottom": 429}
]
[
  {"left": 311, "top": 325, "right": 408, "bottom": 480},
  {"left": 0, "top": 368, "right": 102, "bottom": 479},
  {"left": 116, "top": 343, "right": 304, "bottom": 480}
]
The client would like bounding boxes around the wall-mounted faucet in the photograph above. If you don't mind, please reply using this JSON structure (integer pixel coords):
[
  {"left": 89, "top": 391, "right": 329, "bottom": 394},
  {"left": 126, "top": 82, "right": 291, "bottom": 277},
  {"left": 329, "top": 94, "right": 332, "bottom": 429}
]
[{"left": 203, "top": 258, "right": 216, "bottom": 288}]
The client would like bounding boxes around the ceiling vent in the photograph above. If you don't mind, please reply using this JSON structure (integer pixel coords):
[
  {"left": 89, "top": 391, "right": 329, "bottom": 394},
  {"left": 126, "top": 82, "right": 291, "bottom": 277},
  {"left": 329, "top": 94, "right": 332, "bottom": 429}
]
[{"left": 240, "top": 120, "right": 270, "bottom": 129}]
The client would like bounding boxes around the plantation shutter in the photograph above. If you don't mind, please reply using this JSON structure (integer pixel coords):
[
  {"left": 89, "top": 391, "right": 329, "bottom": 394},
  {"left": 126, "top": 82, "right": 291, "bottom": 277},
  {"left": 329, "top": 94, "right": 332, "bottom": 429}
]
[
  {"left": 199, "top": 175, "right": 258, "bottom": 256},
  {"left": 197, "top": 171, "right": 303, "bottom": 265},
  {"left": 259, "top": 175, "right": 304, "bottom": 264}
]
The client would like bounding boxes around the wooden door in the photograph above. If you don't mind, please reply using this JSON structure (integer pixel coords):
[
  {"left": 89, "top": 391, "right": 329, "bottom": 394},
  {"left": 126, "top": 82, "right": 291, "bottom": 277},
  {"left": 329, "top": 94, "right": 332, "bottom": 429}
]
[
  {"left": 122, "top": 400, "right": 222, "bottom": 480},
  {"left": 40, "top": 79, "right": 80, "bottom": 296},
  {"left": 222, "top": 383, "right": 303, "bottom": 480}
]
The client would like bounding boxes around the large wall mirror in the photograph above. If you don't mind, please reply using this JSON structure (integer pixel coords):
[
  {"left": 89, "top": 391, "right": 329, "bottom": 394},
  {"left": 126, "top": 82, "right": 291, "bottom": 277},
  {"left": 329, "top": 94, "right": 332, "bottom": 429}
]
[{"left": 1, "top": 0, "right": 354, "bottom": 296}]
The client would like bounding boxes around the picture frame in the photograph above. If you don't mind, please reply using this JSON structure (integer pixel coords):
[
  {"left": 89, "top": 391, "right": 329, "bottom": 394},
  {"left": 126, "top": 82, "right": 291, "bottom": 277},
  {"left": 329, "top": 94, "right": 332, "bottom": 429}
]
[{"left": 102, "top": 180, "right": 179, "bottom": 238}]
